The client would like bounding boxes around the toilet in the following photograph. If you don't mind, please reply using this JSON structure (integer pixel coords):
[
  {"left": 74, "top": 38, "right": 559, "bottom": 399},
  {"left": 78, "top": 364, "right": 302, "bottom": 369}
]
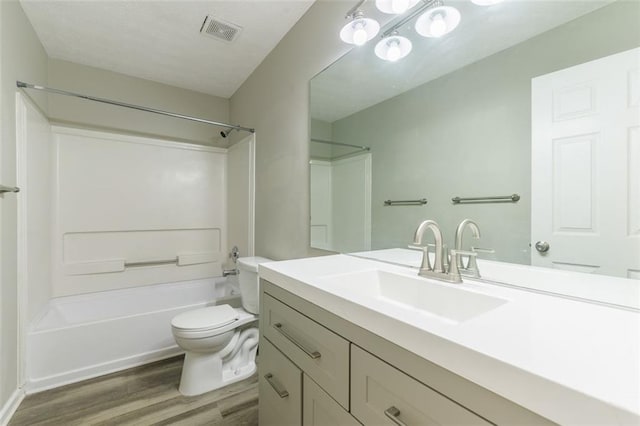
[{"left": 171, "top": 256, "right": 272, "bottom": 396}]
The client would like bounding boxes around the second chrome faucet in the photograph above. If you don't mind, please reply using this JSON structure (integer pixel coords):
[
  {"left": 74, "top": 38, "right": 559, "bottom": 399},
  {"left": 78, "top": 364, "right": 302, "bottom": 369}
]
[{"left": 412, "top": 218, "right": 483, "bottom": 283}]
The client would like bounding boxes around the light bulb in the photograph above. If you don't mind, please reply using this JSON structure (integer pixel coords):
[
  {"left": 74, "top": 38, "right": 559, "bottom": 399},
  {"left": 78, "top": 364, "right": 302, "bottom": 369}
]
[
  {"left": 353, "top": 25, "right": 368, "bottom": 46},
  {"left": 340, "top": 13, "right": 380, "bottom": 45},
  {"left": 391, "top": 0, "right": 410, "bottom": 13},
  {"left": 375, "top": 35, "right": 412, "bottom": 62},
  {"left": 386, "top": 43, "right": 401, "bottom": 61},
  {"left": 430, "top": 13, "right": 447, "bottom": 37},
  {"left": 415, "top": 6, "right": 460, "bottom": 38}
]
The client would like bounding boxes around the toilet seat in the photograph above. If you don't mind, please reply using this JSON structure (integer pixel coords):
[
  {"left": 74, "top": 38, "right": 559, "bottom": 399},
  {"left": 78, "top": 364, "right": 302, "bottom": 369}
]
[
  {"left": 172, "top": 304, "right": 239, "bottom": 332},
  {"left": 171, "top": 305, "right": 256, "bottom": 339}
]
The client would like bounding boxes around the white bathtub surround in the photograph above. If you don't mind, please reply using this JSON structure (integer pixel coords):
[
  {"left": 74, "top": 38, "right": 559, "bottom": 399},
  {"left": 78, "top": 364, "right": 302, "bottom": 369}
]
[
  {"left": 51, "top": 126, "right": 228, "bottom": 297},
  {"left": 26, "top": 278, "right": 239, "bottom": 393},
  {"left": 260, "top": 255, "right": 640, "bottom": 425}
]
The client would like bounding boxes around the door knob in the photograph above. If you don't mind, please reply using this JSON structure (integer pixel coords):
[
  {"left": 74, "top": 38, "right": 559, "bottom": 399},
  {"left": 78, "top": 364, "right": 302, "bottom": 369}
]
[{"left": 535, "top": 241, "right": 550, "bottom": 253}]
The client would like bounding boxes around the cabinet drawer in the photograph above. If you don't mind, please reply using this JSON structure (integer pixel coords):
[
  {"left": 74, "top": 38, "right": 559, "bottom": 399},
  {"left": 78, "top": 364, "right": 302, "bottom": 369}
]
[
  {"left": 263, "top": 293, "right": 350, "bottom": 409},
  {"left": 303, "top": 375, "right": 362, "bottom": 426},
  {"left": 259, "top": 338, "right": 302, "bottom": 426},
  {"left": 351, "top": 345, "right": 491, "bottom": 426}
]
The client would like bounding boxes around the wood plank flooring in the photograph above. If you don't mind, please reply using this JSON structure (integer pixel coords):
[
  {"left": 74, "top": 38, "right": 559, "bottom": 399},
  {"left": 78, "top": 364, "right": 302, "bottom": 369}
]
[{"left": 9, "top": 356, "right": 258, "bottom": 426}]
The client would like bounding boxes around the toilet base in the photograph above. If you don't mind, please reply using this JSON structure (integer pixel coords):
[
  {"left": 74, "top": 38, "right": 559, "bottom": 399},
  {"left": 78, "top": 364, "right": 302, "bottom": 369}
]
[{"left": 178, "top": 327, "right": 259, "bottom": 396}]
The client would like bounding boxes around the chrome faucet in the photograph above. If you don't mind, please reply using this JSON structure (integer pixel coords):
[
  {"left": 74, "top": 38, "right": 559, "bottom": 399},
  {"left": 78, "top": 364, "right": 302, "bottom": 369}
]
[
  {"left": 412, "top": 220, "right": 462, "bottom": 283},
  {"left": 454, "top": 219, "right": 481, "bottom": 278}
]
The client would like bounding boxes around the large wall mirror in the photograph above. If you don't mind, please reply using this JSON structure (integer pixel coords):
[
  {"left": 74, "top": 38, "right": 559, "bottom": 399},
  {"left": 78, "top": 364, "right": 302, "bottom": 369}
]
[{"left": 309, "top": 0, "right": 639, "bottom": 283}]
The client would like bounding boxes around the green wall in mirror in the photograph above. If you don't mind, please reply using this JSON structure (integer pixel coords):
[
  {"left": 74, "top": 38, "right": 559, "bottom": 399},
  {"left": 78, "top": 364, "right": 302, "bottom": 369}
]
[{"left": 309, "top": 0, "right": 640, "bottom": 279}]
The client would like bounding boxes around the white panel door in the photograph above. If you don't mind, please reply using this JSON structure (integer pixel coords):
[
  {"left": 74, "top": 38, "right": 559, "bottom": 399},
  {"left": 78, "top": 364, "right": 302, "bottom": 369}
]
[{"left": 531, "top": 47, "right": 640, "bottom": 279}]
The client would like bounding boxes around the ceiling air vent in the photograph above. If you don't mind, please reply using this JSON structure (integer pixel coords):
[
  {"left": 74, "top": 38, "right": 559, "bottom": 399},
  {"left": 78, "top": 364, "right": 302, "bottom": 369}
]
[{"left": 200, "top": 15, "right": 242, "bottom": 43}]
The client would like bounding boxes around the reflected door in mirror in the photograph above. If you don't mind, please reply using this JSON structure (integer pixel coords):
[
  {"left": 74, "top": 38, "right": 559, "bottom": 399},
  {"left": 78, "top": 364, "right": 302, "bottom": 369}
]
[{"left": 531, "top": 47, "right": 640, "bottom": 279}]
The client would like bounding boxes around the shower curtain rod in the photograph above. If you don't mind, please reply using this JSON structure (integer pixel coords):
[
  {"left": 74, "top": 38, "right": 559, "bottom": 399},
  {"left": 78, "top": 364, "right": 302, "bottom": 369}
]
[
  {"left": 16, "top": 81, "right": 255, "bottom": 134},
  {"left": 311, "top": 138, "right": 370, "bottom": 151}
]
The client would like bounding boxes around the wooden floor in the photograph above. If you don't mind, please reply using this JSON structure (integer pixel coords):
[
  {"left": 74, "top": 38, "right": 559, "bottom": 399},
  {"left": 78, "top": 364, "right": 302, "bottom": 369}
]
[{"left": 9, "top": 356, "right": 258, "bottom": 426}]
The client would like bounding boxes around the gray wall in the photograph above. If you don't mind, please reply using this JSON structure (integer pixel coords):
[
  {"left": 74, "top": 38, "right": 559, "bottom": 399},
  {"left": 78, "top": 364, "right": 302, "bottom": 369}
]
[
  {"left": 48, "top": 59, "right": 230, "bottom": 146},
  {"left": 230, "top": 1, "right": 353, "bottom": 260},
  {"left": 0, "top": 0, "right": 48, "bottom": 412},
  {"left": 330, "top": 1, "right": 640, "bottom": 264}
]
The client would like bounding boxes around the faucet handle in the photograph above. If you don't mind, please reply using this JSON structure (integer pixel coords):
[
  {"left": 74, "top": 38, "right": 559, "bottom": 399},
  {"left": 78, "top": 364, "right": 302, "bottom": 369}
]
[
  {"left": 471, "top": 246, "right": 495, "bottom": 254},
  {"left": 407, "top": 244, "right": 432, "bottom": 272},
  {"left": 456, "top": 250, "right": 480, "bottom": 278}
]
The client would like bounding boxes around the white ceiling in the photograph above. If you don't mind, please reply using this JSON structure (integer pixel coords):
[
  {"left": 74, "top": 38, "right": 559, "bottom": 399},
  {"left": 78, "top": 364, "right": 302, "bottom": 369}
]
[
  {"left": 311, "top": 0, "right": 613, "bottom": 123},
  {"left": 20, "top": 0, "right": 315, "bottom": 99}
]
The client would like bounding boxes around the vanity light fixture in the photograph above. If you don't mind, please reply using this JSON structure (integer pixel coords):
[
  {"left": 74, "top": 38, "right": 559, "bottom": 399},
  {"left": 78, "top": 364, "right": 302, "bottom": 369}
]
[
  {"left": 340, "top": 10, "right": 381, "bottom": 46},
  {"left": 340, "top": 0, "right": 502, "bottom": 59},
  {"left": 376, "top": 0, "right": 420, "bottom": 15},
  {"left": 415, "top": 4, "right": 461, "bottom": 38},
  {"left": 375, "top": 32, "right": 412, "bottom": 61}
]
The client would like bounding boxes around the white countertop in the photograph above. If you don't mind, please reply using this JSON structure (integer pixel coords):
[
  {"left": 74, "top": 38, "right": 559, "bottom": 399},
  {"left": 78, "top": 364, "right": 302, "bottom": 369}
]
[{"left": 259, "top": 253, "right": 640, "bottom": 425}]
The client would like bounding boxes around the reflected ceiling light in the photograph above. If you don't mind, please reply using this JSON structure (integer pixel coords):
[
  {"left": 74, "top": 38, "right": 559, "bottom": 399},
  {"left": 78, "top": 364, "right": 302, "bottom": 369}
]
[
  {"left": 340, "top": 10, "right": 381, "bottom": 46},
  {"left": 375, "top": 0, "right": 420, "bottom": 15},
  {"left": 415, "top": 5, "right": 461, "bottom": 38},
  {"left": 470, "top": 0, "right": 504, "bottom": 5},
  {"left": 375, "top": 32, "right": 412, "bottom": 61}
]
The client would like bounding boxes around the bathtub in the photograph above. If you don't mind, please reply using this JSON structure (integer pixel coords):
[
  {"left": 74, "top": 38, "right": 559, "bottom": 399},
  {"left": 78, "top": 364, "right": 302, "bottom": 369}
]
[{"left": 26, "top": 277, "right": 240, "bottom": 393}]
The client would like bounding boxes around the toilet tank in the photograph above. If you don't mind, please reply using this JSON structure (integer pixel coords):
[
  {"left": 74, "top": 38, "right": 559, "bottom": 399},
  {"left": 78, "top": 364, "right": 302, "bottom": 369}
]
[{"left": 236, "top": 256, "right": 272, "bottom": 314}]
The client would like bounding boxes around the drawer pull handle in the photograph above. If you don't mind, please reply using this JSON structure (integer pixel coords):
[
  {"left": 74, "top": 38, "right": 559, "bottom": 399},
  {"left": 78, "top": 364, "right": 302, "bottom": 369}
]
[
  {"left": 264, "top": 373, "right": 289, "bottom": 398},
  {"left": 384, "top": 406, "right": 408, "bottom": 426},
  {"left": 273, "top": 323, "right": 321, "bottom": 359}
]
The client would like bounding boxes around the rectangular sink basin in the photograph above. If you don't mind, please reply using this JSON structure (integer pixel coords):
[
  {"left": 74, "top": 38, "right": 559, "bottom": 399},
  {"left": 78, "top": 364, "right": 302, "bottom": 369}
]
[{"left": 317, "top": 270, "right": 508, "bottom": 324}]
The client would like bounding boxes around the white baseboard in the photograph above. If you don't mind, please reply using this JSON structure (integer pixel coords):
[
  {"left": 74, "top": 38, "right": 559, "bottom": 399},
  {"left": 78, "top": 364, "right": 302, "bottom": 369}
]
[
  {"left": 25, "top": 345, "right": 183, "bottom": 394},
  {"left": 0, "top": 388, "right": 25, "bottom": 426}
]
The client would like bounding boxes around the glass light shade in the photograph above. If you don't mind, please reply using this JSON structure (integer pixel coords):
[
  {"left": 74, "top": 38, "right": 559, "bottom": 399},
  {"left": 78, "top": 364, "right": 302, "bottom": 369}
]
[
  {"left": 340, "top": 17, "right": 381, "bottom": 45},
  {"left": 374, "top": 35, "right": 412, "bottom": 62},
  {"left": 470, "top": 0, "right": 504, "bottom": 5},
  {"left": 415, "top": 5, "right": 461, "bottom": 38},
  {"left": 375, "top": 0, "right": 420, "bottom": 14}
]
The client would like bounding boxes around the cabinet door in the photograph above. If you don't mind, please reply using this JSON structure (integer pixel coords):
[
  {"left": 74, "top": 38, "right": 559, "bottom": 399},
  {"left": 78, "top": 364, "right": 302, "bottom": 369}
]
[
  {"left": 259, "top": 338, "right": 302, "bottom": 426},
  {"left": 303, "top": 375, "right": 361, "bottom": 426},
  {"left": 351, "top": 345, "right": 491, "bottom": 426}
]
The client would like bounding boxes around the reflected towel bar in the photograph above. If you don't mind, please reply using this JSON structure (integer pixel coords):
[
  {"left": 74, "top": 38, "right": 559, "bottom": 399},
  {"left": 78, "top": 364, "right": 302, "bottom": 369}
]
[
  {"left": 452, "top": 194, "right": 520, "bottom": 204},
  {"left": 384, "top": 198, "right": 427, "bottom": 206}
]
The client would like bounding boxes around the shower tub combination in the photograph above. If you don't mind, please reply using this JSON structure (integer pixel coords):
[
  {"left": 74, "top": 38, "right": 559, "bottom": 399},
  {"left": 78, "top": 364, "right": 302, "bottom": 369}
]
[{"left": 26, "top": 277, "right": 240, "bottom": 393}]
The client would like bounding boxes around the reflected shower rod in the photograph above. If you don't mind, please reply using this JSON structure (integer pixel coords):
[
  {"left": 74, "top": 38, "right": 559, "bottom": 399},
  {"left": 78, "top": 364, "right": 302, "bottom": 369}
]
[
  {"left": 311, "top": 138, "right": 370, "bottom": 151},
  {"left": 16, "top": 81, "right": 255, "bottom": 134}
]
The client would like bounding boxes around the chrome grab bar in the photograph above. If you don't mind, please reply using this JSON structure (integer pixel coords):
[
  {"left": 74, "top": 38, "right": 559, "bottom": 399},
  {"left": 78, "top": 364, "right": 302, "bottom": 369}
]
[
  {"left": 452, "top": 194, "right": 520, "bottom": 204},
  {"left": 273, "top": 323, "right": 321, "bottom": 359},
  {"left": 0, "top": 185, "right": 20, "bottom": 194},
  {"left": 264, "top": 373, "right": 289, "bottom": 398},
  {"left": 384, "top": 198, "right": 427, "bottom": 206},
  {"left": 384, "top": 406, "right": 408, "bottom": 426},
  {"left": 124, "top": 258, "right": 177, "bottom": 267}
]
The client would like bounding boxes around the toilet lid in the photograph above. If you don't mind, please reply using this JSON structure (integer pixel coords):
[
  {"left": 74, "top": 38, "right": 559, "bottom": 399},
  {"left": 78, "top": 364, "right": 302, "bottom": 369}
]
[{"left": 171, "top": 305, "right": 239, "bottom": 331}]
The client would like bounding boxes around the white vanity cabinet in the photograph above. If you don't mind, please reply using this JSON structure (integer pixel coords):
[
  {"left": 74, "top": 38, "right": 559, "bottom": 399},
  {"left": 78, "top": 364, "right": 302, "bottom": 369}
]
[{"left": 259, "top": 279, "right": 554, "bottom": 426}]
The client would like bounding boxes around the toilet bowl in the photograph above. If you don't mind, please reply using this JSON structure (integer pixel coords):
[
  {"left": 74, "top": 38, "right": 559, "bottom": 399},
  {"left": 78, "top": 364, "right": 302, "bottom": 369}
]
[{"left": 171, "top": 256, "right": 272, "bottom": 396}]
